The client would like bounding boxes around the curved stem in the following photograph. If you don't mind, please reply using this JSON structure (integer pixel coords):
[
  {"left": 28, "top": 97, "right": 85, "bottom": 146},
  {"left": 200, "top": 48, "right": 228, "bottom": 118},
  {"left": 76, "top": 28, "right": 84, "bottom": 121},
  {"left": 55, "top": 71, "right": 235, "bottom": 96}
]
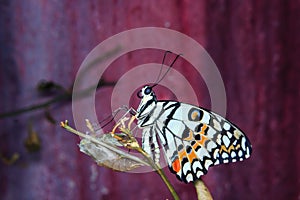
[
  {"left": 136, "top": 148, "right": 180, "bottom": 200},
  {"left": 0, "top": 80, "right": 115, "bottom": 119},
  {"left": 0, "top": 93, "right": 68, "bottom": 119}
]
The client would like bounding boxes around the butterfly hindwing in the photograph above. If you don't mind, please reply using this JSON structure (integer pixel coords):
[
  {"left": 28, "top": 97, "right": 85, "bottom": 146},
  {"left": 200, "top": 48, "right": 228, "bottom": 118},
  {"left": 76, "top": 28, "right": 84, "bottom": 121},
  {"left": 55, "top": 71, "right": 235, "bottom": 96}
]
[
  {"left": 155, "top": 116, "right": 216, "bottom": 182},
  {"left": 152, "top": 101, "right": 252, "bottom": 183}
]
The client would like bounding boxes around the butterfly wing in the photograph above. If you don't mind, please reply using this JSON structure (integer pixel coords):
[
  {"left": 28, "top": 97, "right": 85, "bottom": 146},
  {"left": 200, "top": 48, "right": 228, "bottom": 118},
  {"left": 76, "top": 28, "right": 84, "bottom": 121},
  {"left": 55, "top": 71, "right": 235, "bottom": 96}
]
[{"left": 153, "top": 101, "right": 252, "bottom": 183}]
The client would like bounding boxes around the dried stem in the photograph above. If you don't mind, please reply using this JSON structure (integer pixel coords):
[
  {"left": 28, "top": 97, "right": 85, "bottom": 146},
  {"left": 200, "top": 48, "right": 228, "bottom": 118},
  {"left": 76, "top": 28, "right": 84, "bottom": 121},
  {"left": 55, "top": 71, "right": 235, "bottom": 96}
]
[
  {"left": 194, "top": 179, "right": 213, "bottom": 200},
  {"left": 60, "top": 121, "right": 149, "bottom": 166},
  {"left": 139, "top": 151, "right": 180, "bottom": 200},
  {"left": 61, "top": 120, "right": 180, "bottom": 200}
]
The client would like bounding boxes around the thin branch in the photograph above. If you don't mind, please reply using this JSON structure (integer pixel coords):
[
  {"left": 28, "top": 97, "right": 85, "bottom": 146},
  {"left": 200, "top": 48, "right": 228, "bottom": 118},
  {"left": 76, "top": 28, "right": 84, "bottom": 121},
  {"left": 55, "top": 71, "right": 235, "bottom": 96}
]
[
  {"left": 0, "top": 79, "right": 115, "bottom": 119},
  {"left": 0, "top": 46, "right": 121, "bottom": 119},
  {"left": 0, "top": 93, "right": 68, "bottom": 119}
]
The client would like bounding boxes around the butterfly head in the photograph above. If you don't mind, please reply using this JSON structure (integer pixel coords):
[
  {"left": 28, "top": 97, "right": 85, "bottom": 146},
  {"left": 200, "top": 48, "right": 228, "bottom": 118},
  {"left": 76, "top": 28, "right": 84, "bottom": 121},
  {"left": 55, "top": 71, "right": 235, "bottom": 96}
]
[
  {"left": 137, "top": 85, "right": 155, "bottom": 98},
  {"left": 136, "top": 85, "right": 157, "bottom": 117}
]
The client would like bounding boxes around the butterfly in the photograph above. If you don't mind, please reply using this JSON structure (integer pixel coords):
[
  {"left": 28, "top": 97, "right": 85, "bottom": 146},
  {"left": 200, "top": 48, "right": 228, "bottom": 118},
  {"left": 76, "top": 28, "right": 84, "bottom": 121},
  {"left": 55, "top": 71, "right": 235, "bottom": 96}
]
[{"left": 134, "top": 52, "right": 252, "bottom": 183}]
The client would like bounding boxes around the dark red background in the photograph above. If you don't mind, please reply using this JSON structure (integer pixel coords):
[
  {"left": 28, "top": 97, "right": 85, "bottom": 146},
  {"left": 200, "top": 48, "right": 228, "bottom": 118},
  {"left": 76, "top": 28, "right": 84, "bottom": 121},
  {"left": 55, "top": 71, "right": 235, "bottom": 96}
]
[{"left": 0, "top": 1, "right": 299, "bottom": 199}]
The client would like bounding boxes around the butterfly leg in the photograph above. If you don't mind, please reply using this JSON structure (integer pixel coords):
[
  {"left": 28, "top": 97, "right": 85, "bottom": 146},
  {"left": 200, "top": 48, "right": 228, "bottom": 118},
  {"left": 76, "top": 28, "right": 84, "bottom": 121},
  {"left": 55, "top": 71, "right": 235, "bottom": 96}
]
[{"left": 109, "top": 107, "right": 141, "bottom": 150}]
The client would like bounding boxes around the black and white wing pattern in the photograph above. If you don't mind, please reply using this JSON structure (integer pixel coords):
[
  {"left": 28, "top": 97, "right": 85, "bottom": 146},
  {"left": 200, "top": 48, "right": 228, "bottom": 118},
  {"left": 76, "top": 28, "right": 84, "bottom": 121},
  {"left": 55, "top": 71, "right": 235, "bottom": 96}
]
[
  {"left": 136, "top": 86, "right": 252, "bottom": 183},
  {"left": 154, "top": 101, "right": 251, "bottom": 183}
]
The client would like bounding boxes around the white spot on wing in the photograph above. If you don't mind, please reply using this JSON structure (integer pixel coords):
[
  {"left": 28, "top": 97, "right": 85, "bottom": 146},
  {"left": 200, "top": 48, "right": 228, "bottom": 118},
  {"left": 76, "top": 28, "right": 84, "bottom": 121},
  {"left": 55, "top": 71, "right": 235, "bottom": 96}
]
[
  {"left": 213, "top": 149, "right": 219, "bottom": 159},
  {"left": 234, "top": 130, "right": 241, "bottom": 139},
  {"left": 222, "top": 135, "right": 230, "bottom": 147},
  {"left": 206, "top": 141, "right": 217, "bottom": 151},
  {"left": 192, "top": 161, "right": 202, "bottom": 173},
  {"left": 222, "top": 152, "right": 229, "bottom": 159},
  {"left": 246, "top": 147, "right": 250, "bottom": 157},
  {"left": 182, "top": 162, "right": 191, "bottom": 175},
  {"left": 186, "top": 173, "right": 193, "bottom": 182},
  {"left": 231, "top": 151, "right": 236, "bottom": 158},
  {"left": 223, "top": 122, "right": 231, "bottom": 130},
  {"left": 216, "top": 134, "right": 222, "bottom": 145},
  {"left": 233, "top": 140, "right": 237, "bottom": 145},
  {"left": 196, "top": 170, "right": 203, "bottom": 178},
  {"left": 213, "top": 119, "right": 222, "bottom": 131},
  {"left": 227, "top": 132, "right": 233, "bottom": 139},
  {"left": 241, "top": 137, "right": 246, "bottom": 150},
  {"left": 204, "top": 160, "right": 213, "bottom": 170},
  {"left": 201, "top": 112, "right": 210, "bottom": 124},
  {"left": 238, "top": 150, "right": 243, "bottom": 157}
]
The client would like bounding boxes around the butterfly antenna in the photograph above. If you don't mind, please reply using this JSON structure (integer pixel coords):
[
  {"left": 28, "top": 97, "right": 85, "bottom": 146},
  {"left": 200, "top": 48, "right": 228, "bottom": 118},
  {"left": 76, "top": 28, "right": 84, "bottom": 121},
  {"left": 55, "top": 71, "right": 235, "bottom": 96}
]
[
  {"left": 152, "top": 52, "right": 182, "bottom": 88},
  {"left": 154, "top": 51, "right": 172, "bottom": 84}
]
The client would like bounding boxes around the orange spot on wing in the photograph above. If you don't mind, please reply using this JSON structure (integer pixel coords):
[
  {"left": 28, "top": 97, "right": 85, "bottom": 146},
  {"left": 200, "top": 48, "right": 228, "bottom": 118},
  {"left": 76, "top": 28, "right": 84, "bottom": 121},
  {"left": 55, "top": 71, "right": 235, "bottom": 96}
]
[
  {"left": 187, "top": 149, "right": 198, "bottom": 162},
  {"left": 178, "top": 150, "right": 187, "bottom": 160},
  {"left": 192, "top": 111, "right": 199, "bottom": 120},
  {"left": 171, "top": 150, "right": 188, "bottom": 173},
  {"left": 183, "top": 130, "right": 194, "bottom": 141},
  {"left": 172, "top": 159, "right": 181, "bottom": 173},
  {"left": 219, "top": 144, "right": 236, "bottom": 153},
  {"left": 193, "top": 142, "right": 200, "bottom": 150},
  {"left": 199, "top": 124, "right": 208, "bottom": 135},
  {"left": 198, "top": 136, "right": 207, "bottom": 146},
  {"left": 196, "top": 124, "right": 208, "bottom": 145}
]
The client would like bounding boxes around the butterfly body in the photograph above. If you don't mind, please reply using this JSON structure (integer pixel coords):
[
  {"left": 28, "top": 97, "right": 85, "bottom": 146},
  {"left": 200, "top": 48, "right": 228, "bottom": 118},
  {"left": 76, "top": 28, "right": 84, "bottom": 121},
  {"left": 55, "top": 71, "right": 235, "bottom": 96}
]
[{"left": 136, "top": 85, "right": 252, "bottom": 183}]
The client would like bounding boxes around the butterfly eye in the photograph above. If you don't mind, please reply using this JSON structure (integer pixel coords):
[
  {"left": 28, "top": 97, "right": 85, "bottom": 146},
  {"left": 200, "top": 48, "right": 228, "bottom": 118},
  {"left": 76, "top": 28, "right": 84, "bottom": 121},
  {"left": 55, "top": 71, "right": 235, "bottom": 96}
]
[
  {"left": 144, "top": 87, "right": 152, "bottom": 95},
  {"left": 137, "top": 90, "right": 143, "bottom": 98}
]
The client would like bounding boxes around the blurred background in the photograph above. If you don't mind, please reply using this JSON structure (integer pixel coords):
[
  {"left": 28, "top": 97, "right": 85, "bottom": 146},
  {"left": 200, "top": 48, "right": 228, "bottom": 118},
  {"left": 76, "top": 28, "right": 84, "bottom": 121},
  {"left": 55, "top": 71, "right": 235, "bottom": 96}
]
[{"left": 0, "top": 1, "right": 299, "bottom": 199}]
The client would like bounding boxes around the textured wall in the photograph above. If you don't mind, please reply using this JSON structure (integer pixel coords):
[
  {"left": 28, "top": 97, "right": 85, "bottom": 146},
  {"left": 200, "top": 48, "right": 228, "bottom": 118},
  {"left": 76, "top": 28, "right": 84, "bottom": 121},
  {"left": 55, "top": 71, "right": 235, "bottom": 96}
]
[{"left": 0, "top": 0, "right": 299, "bottom": 199}]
